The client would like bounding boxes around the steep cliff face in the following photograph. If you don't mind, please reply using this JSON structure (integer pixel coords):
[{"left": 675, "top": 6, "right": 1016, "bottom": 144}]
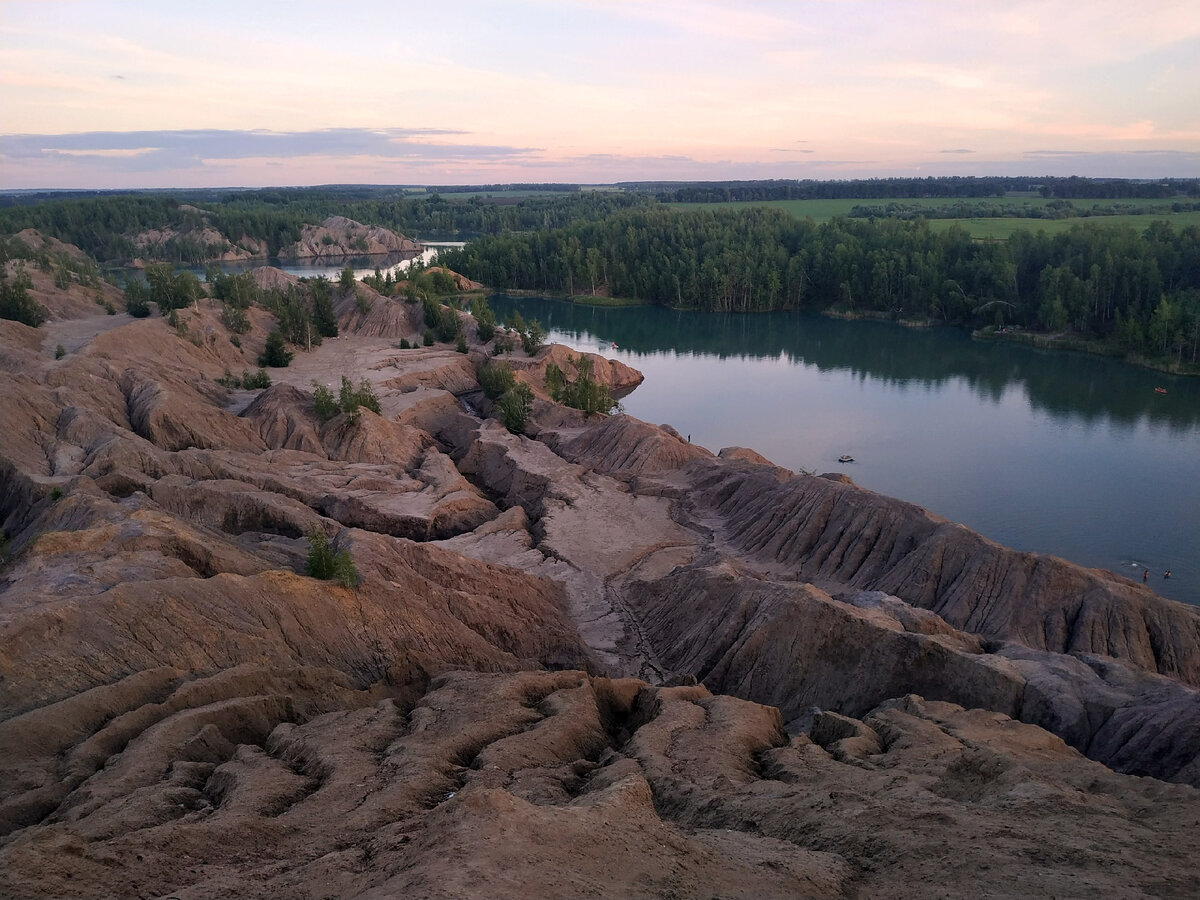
[
  {"left": 675, "top": 458, "right": 1200, "bottom": 686},
  {"left": 626, "top": 561, "right": 1200, "bottom": 784}
]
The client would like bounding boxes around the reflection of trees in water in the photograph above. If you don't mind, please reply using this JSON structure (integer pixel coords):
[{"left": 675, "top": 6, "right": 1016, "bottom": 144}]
[{"left": 489, "top": 295, "right": 1199, "bottom": 431}]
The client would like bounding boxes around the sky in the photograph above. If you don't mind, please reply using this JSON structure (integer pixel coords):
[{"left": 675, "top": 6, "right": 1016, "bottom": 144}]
[{"left": 1, "top": 0, "right": 1197, "bottom": 189}]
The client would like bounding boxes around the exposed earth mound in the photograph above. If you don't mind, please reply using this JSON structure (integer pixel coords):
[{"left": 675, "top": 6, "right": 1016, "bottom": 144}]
[
  {"left": 2, "top": 238, "right": 1198, "bottom": 897},
  {"left": 280, "top": 216, "right": 421, "bottom": 259}
]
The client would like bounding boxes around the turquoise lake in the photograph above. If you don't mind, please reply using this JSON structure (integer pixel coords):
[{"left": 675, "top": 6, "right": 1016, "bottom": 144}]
[{"left": 486, "top": 295, "right": 1200, "bottom": 606}]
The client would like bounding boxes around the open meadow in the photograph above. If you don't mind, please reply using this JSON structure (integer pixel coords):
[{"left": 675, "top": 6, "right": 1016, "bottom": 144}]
[{"left": 670, "top": 196, "right": 1200, "bottom": 238}]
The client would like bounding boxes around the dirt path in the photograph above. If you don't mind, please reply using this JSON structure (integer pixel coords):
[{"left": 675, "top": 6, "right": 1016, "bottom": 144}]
[{"left": 41, "top": 313, "right": 135, "bottom": 355}]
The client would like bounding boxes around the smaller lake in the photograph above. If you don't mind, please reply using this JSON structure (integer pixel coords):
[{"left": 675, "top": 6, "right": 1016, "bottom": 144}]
[
  {"left": 486, "top": 295, "right": 1200, "bottom": 606},
  {"left": 126, "top": 242, "right": 466, "bottom": 284}
]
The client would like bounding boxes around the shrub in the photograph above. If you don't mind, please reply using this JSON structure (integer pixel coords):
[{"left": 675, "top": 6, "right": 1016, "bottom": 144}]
[
  {"left": 331, "top": 550, "right": 359, "bottom": 588},
  {"left": 456, "top": 333, "right": 468, "bottom": 353},
  {"left": 503, "top": 310, "right": 546, "bottom": 355},
  {"left": 312, "top": 381, "right": 339, "bottom": 421},
  {"left": 221, "top": 302, "right": 251, "bottom": 334},
  {"left": 545, "top": 355, "right": 614, "bottom": 415},
  {"left": 478, "top": 360, "right": 515, "bottom": 399},
  {"left": 313, "top": 377, "right": 380, "bottom": 423},
  {"left": 423, "top": 329, "right": 434, "bottom": 346},
  {"left": 242, "top": 368, "right": 271, "bottom": 389},
  {"left": 259, "top": 329, "right": 293, "bottom": 367},
  {"left": 124, "top": 279, "right": 151, "bottom": 317},
  {"left": 423, "top": 296, "right": 461, "bottom": 342},
  {"left": 54, "top": 344, "right": 66, "bottom": 359},
  {"left": 338, "top": 376, "right": 380, "bottom": 423},
  {"left": 471, "top": 296, "right": 496, "bottom": 342},
  {"left": 496, "top": 382, "right": 533, "bottom": 434},
  {"left": 520, "top": 318, "right": 546, "bottom": 355},
  {"left": 0, "top": 270, "right": 47, "bottom": 327},
  {"left": 305, "top": 528, "right": 359, "bottom": 587}
]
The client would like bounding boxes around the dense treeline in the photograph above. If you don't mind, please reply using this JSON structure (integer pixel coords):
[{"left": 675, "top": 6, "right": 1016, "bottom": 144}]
[
  {"left": 439, "top": 208, "right": 1200, "bottom": 369},
  {"left": 0, "top": 190, "right": 651, "bottom": 264},
  {"left": 643, "top": 176, "right": 1200, "bottom": 203}
]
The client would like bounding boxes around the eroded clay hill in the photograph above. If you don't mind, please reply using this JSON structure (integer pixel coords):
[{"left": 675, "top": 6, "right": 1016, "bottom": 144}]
[{"left": 1, "top": 254, "right": 1199, "bottom": 898}]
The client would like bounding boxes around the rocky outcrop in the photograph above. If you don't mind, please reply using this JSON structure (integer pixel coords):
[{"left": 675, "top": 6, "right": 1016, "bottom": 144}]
[
  {"left": 132, "top": 224, "right": 262, "bottom": 262},
  {"left": 280, "top": 216, "right": 420, "bottom": 258},
  {"left": 507, "top": 343, "right": 645, "bottom": 400},
  {"left": 334, "top": 284, "right": 421, "bottom": 338},
  {"left": 423, "top": 266, "right": 483, "bottom": 291},
  {"left": 674, "top": 458, "right": 1200, "bottom": 686},
  {"left": 249, "top": 265, "right": 301, "bottom": 293},
  {"left": 2, "top": 258, "right": 125, "bottom": 322},
  {"left": 12, "top": 229, "right": 92, "bottom": 264},
  {"left": 627, "top": 560, "right": 1200, "bottom": 783},
  {"left": 3, "top": 670, "right": 1197, "bottom": 899},
  {"left": 545, "top": 413, "right": 713, "bottom": 476}
]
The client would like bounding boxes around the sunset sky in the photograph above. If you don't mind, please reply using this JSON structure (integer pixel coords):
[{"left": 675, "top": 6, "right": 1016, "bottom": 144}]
[{"left": 2, "top": 0, "right": 1197, "bottom": 188}]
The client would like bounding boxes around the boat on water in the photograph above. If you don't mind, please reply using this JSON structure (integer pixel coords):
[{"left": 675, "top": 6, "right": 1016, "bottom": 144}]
[
  {"left": 1154, "top": 387, "right": 1167, "bottom": 394},
  {"left": 838, "top": 455, "right": 855, "bottom": 464}
]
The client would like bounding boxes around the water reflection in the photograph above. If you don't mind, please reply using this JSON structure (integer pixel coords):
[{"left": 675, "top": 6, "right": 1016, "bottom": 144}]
[
  {"left": 175, "top": 242, "right": 465, "bottom": 284},
  {"left": 488, "top": 295, "right": 1198, "bottom": 432},
  {"left": 487, "top": 294, "right": 1198, "bottom": 606}
]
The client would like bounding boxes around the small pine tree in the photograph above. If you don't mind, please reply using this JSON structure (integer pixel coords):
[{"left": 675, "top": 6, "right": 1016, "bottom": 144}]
[
  {"left": 312, "top": 381, "right": 339, "bottom": 422},
  {"left": 259, "top": 330, "right": 293, "bottom": 367},
  {"left": 305, "top": 528, "right": 336, "bottom": 578},
  {"left": 305, "top": 528, "right": 358, "bottom": 587},
  {"left": 478, "top": 360, "right": 515, "bottom": 399},
  {"left": 521, "top": 319, "right": 546, "bottom": 355},
  {"left": 496, "top": 382, "right": 533, "bottom": 434}
]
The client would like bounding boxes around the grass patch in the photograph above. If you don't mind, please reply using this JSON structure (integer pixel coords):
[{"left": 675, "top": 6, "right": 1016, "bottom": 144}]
[
  {"left": 927, "top": 212, "right": 1200, "bottom": 239},
  {"left": 500, "top": 289, "right": 650, "bottom": 308},
  {"left": 564, "top": 293, "right": 649, "bottom": 307},
  {"left": 671, "top": 198, "right": 1200, "bottom": 236}
]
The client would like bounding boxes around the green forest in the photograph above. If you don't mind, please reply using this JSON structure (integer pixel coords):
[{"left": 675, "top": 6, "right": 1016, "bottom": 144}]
[
  {"left": 0, "top": 189, "right": 650, "bottom": 264},
  {"left": 438, "top": 207, "right": 1200, "bottom": 370}
]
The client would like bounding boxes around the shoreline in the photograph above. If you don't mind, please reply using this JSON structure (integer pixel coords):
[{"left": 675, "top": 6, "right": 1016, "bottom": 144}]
[{"left": 490, "top": 287, "right": 1199, "bottom": 377}]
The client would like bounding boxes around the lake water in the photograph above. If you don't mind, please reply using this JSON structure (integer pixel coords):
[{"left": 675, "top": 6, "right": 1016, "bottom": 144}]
[
  {"left": 179, "top": 242, "right": 465, "bottom": 283},
  {"left": 486, "top": 295, "right": 1200, "bottom": 606}
]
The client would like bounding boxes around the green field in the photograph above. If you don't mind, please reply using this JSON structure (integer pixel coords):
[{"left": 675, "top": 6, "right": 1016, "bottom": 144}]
[
  {"left": 670, "top": 197, "right": 1199, "bottom": 238},
  {"left": 926, "top": 211, "right": 1200, "bottom": 239}
]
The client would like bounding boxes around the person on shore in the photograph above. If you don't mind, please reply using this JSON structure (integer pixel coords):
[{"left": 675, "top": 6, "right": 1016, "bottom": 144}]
[{"left": 1143, "top": 569, "right": 1149, "bottom": 583}]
